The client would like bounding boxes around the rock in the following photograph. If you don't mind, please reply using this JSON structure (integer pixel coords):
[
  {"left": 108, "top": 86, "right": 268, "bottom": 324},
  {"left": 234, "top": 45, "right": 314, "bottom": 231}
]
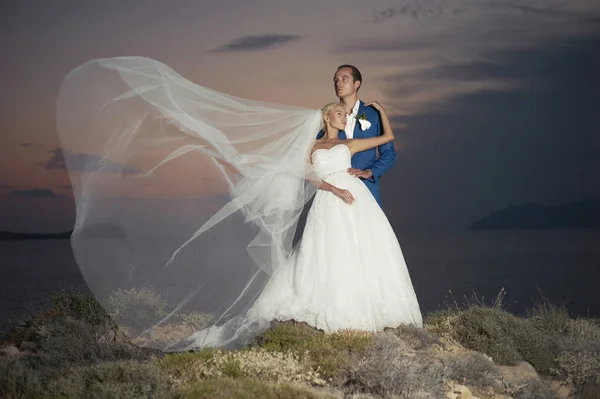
[
  {"left": 549, "top": 380, "right": 571, "bottom": 399},
  {"left": 446, "top": 382, "right": 479, "bottom": 399},
  {"left": 130, "top": 323, "right": 196, "bottom": 348},
  {"left": 119, "top": 325, "right": 136, "bottom": 337},
  {"left": 19, "top": 341, "right": 37, "bottom": 352},
  {"left": 498, "top": 361, "right": 539, "bottom": 386},
  {"left": 0, "top": 345, "right": 20, "bottom": 356},
  {"left": 149, "top": 323, "right": 194, "bottom": 343},
  {"left": 410, "top": 391, "right": 434, "bottom": 398}
]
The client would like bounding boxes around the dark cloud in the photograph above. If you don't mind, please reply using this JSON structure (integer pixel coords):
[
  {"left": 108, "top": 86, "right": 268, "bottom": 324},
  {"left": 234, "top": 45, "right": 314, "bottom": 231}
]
[
  {"left": 5, "top": 188, "right": 68, "bottom": 199},
  {"left": 374, "top": 1, "right": 465, "bottom": 23},
  {"left": 374, "top": 1, "right": 595, "bottom": 24},
  {"left": 208, "top": 34, "right": 301, "bottom": 53},
  {"left": 497, "top": 2, "right": 600, "bottom": 22},
  {"left": 380, "top": 35, "right": 600, "bottom": 230},
  {"left": 44, "top": 148, "right": 141, "bottom": 174},
  {"left": 0, "top": 184, "right": 15, "bottom": 190}
]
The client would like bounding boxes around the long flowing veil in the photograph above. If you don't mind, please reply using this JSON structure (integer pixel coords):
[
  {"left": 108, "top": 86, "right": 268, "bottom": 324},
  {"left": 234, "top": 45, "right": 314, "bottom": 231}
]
[{"left": 56, "top": 56, "right": 322, "bottom": 350}]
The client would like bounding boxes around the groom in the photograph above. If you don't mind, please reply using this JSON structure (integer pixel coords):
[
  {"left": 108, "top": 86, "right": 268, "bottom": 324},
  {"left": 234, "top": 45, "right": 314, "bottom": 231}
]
[{"left": 317, "top": 65, "right": 396, "bottom": 207}]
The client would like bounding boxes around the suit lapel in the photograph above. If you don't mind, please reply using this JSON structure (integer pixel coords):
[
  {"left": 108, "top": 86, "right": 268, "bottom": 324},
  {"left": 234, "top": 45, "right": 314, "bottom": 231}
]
[{"left": 353, "top": 101, "right": 365, "bottom": 139}]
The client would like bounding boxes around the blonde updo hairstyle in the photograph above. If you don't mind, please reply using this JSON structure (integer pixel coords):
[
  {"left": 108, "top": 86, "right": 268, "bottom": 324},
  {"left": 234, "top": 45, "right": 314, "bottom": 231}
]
[{"left": 320, "top": 102, "right": 339, "bottom": 132}]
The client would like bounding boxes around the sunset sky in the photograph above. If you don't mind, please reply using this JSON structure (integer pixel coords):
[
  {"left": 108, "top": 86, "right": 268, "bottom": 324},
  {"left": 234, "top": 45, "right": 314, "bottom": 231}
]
[{"left": 1, "top": 0, "right": 599, "bottom": 233}]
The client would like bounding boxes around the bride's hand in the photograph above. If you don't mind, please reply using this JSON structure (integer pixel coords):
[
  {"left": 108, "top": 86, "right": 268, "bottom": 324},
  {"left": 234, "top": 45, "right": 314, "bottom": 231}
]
[
  {"left": 332, "top": 187, "right": 355, "bottom": 205},
  {"left": 364, "top": 101, "right": 385, "bottom": 114}
]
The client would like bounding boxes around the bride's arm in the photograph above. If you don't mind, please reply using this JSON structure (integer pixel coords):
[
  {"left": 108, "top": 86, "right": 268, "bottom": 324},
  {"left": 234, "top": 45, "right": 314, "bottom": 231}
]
[
  {"left": 346, "top": 102, "right": 394, "bottom": 155},
  {"left": 312, "top": 179, "right": 354, "bottom": 204}
]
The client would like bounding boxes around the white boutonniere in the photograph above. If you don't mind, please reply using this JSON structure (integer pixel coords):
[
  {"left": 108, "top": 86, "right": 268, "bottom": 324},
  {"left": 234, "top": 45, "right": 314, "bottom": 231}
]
[{"left": 356, "top": 112, "right": 371, "bottom": 131}]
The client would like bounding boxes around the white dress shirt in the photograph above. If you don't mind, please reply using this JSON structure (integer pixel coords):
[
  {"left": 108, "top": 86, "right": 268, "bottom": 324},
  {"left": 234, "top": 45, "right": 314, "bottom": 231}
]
[{"left": 344, "top": 99, "right": 360, "bottom": 139}]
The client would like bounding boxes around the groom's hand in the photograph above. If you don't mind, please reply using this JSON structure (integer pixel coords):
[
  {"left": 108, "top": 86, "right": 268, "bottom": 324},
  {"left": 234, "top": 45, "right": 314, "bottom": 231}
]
[{"left": 348, "top": 168, "right": 373, "bottom": 180}]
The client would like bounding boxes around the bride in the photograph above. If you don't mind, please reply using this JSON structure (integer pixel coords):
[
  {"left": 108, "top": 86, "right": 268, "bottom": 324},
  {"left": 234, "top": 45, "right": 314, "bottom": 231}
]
[
  {"left": 243, "top": 101, "right": 422, "bottom": 332},
  {"left": 56, "top": 56, "right": 421, "bottom": 351}
]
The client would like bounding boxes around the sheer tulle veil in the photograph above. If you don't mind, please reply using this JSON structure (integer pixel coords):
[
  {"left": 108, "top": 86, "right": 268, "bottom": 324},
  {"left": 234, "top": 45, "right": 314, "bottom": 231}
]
[{"left": 56, "top": 56, "right": 323, "bottom": 350}]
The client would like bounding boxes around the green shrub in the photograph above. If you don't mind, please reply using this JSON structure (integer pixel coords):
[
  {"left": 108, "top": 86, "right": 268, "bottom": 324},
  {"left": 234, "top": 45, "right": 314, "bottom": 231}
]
[
  {"left": 50, "top": 291, "right": 112, "bottom": 327},
  {"left": 424, "top": 308, "right": 459, "bottom": 332},
  {"left": 552, "top": 317, "right": 600, "bottom": 391},
  {"left": 107, "top": 287, "right": 168, "bottom": 329},
  {"left": 452, "top": 307, "right": 522, "bottom": 365},
  {"left": 46, "top": 360, "right": 174, "bottom": 398},
  {"left": 0, "top": 357, "right": 43, "bottom": 398},
  {"left": 387, "top": 323, "right": 442, "bottom": 350},
  {"left": 451, "top": 307, "right": 560, "bottom": 374},
  {"left": 565, "top": 319, "right": 600, "bottom": 342},
  {"left": 179, "top": 311, "right": 213, "bottom": 329},
  {"left": 254, "top": 321, "right": 322, "bottom": 352},
  {"left": 26, "top": 316, "right": 160, "bottom": 377},
  {"left": 254, "top": 322, "right": 372, "bottom": 379},
  {"left": 526, "top": 296, "right": 570, "bottom": 334},
  {"left": 554, "top": 349, "right": 600, "bottom": 387}
]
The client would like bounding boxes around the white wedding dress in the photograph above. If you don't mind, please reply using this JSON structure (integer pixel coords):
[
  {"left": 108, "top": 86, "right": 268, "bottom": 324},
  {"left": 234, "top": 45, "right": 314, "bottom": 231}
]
[{"left": 243, "top": 143, "right": 423, "bottom": 332}]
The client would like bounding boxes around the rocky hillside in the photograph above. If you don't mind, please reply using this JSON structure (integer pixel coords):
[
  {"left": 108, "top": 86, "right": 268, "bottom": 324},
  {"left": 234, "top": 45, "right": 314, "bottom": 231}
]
[{"left": 1, "top": 290, "right": 599, "bottom": 398}]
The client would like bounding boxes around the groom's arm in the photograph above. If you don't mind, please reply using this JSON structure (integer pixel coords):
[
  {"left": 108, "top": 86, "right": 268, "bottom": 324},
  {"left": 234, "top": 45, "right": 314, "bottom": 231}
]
[{"left": 366, "top": 112, "right": 396, "bottom": 181}]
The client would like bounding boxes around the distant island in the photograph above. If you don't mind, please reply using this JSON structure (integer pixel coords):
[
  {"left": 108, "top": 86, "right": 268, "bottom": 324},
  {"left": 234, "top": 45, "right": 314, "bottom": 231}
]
[
  {"left": 470, "top": 199, "right": 600, "bottom": 230},
  {"left": 0, "top": 230, "right": 73, "bottom": 240},
  {"left": 0, "top": 223, "right": 127, "bottom": 241}
]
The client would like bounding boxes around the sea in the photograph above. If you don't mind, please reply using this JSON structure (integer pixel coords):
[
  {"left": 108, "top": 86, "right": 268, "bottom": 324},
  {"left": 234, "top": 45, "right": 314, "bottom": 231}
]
[{"left": 1, "top": 228, "right": 599, "bottom": 332}]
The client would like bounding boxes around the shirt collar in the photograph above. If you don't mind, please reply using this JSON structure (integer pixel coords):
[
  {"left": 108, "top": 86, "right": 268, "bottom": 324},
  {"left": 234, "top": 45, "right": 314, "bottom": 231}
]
[{"left": 351, "top": 99, "right": 360, "bottom": 116}]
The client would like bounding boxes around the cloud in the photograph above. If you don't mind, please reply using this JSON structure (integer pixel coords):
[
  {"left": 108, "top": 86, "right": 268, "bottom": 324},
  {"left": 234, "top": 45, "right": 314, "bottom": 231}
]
[
  {"left": 373, "top": 0, "right": 600, "bottom": 24},
  {"left": 5, "top": 188, "right": 68, "bottom": 199},
  {"left": 344, "top": 0, "right": 600, "bottom": 118},
  {"left": 208, "top": 34, "right": 301, "bottom": 53},
  {"left": 44, "top": 148, "right": 141, "bottom": 174},
  {"left": 0, "top": 184, "right": 15, "bottom": 190},
  {"left": 373, "top": 0, "right": 465, "bottom": 23}
]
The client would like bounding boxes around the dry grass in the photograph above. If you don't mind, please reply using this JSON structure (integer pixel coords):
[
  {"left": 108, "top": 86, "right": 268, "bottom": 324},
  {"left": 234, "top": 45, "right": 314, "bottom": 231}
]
[
  {"left": 182, "top": 378, "right": 341, "bottom": 399},
  {"left": 254, "top": 322, "right": 373, "bottom": 380},
  {"left": 443, "top": 352, "right": 500, "bottom": 390},
  {"left": 342, "top": 332, "right": 448, "bottom": 398},
  {"left": 161, "top": 347, "right": 325, "bottom": 388}
]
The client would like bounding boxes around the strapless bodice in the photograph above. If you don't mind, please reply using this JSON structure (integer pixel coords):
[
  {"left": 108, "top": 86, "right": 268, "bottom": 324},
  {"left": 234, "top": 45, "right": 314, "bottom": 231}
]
[{"left": 311, "top": 144, "right": 352, "bottom": 180}]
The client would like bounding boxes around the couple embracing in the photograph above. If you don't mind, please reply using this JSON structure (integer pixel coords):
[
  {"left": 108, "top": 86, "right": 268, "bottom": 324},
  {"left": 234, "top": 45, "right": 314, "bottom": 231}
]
[{"left": 56, "top": 58, "right": 422, "bottom": 350}]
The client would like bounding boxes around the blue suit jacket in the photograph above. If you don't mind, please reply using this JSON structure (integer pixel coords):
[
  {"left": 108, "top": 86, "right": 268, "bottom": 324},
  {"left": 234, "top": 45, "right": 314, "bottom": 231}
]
[{"left": 316, "top": 101, "right": 396, "bottom": 207}]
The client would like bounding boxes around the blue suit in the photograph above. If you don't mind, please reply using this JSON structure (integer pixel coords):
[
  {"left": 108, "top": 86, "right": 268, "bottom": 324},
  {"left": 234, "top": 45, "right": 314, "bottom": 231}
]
[{"left": 317, "top": 101, "right": 396, "bottom": 207}]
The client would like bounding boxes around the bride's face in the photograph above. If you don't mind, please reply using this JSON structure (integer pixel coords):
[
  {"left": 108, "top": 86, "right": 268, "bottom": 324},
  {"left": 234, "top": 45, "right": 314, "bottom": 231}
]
[{"left": 327, "top": 104, "right": 347, "bottom": 130}]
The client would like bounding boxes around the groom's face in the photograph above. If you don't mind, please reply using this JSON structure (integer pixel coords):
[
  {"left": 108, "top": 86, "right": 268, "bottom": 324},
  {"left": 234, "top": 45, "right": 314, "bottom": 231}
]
[{"left": 333, "top": 68, "right": 360, "bottom": 99}]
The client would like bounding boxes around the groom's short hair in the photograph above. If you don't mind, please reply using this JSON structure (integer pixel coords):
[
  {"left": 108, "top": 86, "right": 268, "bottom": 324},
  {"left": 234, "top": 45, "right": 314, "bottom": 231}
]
[{"left": 337, "top": 64, "right": 362, "bottom": 91}]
